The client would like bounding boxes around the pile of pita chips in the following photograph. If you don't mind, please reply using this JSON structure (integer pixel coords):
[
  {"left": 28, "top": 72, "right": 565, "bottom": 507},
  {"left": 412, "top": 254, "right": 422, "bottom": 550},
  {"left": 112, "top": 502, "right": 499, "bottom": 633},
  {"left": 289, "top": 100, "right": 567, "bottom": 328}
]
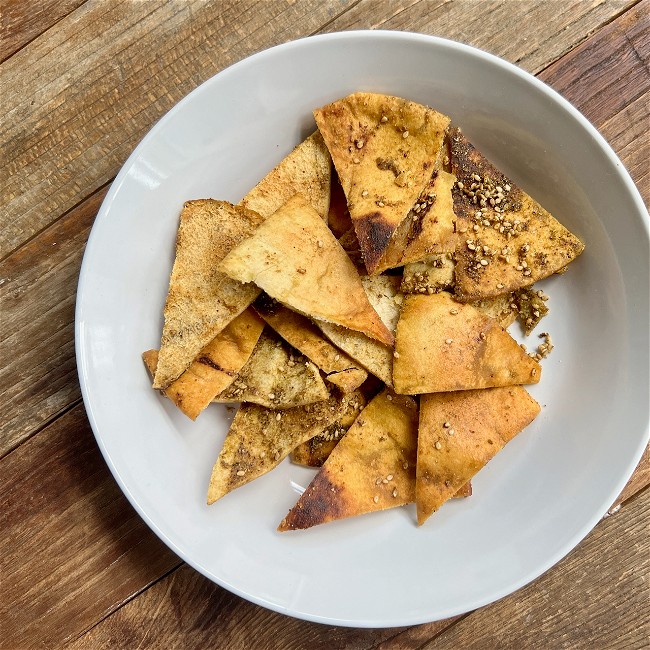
[{"left": 143, "top": 91, "right": 584, "bottom": 534}]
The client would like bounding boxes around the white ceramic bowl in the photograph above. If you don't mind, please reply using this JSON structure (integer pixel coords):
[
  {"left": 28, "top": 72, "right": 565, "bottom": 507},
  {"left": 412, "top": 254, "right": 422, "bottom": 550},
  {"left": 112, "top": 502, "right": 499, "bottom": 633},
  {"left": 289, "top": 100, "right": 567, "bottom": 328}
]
[{"left": 76, "top": 31, "right": 649, "bottom": 627}]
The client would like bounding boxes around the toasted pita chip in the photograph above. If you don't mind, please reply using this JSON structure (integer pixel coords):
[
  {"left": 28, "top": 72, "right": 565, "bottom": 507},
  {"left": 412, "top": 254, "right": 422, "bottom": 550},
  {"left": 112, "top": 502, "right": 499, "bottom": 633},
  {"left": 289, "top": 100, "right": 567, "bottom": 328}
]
[
  {"left": 254, "top": 295, "right": 367, "bottom": 392},
  {"left": 214, "top": 329, "right": 329, "bottom": 409},
  {"left": 416, "top": 386, "right": 540, "bottom": 524},
  {"left": 375, "top": 170, "right": 458, "bottom": 272},
  {"left": 514, "top": 286, "right": 549, "bottom": 334},
  {"left": 393, "top": 293, "right": 540, "bottom": 394},
  {"left": 449, "top": 128, "right": 584, "bottom": 300},
  {"left": 314, "top": 92, "right": 450, "bottom": 273},
  {"left": 220, "top": 194, "right": 393, "bottom": 345},
  {"left": 207, "top": 390, "right": 366, "bottom": 504},
  {"left": 141, "top": 309, "right": 265, "bottom": 420},
  {"left": 401, "top": 253, "right": 455, "bottom": 295},
  {"left": 291, "top": 391, "right": 368, "bottom": 467},
  {"left": 239, "top": 130, "right": 331, "bottom": 220},
  {"left": 315, "top": 275, "right": 402, "bottom": 386},
  {"left": 278, "top": 390, "right": 418, "bottom": 531},
  {"left": 153, "top": 200, "right": 264, "bottom": 389},
  {"left": 471, "top": 293, "right": 518, "bottom": 329}
]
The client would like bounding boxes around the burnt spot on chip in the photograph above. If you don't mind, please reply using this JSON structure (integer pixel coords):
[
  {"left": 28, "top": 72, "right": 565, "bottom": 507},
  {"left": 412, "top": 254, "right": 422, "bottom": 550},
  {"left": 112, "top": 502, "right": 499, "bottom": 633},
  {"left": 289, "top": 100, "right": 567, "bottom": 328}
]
[{"left": 354, "top": 211, "right": 395, "bottom": 273}]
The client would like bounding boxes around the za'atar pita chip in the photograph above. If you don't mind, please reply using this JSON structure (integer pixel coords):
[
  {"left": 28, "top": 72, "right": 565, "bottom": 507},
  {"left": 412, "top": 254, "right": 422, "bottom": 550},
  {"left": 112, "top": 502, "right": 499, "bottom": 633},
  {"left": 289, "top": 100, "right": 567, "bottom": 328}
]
[
  {"left": 393, "top": 292, "right": 540, "bottom": 394},
  {"left": 219, "top": 193, "right": 393, "bottom": 345},
  {"left": 141, "top": 308, "right": 265, "bottom": 420},
  {"left": 278, "top": 390, "right": 418, "bottom": 531},
  {"left": 239, "top": 130, "right": 331, "bottom": 220},
  {"left": 449, "top": 128, "right": 584, "bottom": 300},
  {"left": 214, "top": 328, "right": 329, "bottom": 409},
  {"left": 314, "top": 92, "right": 450, "bottom": 273},
  {"left": 153, "top": 200, "right": 264, "bottom": 389},
  {"left": 207, "top": 390, "right": 365, "bottom": 504},
  {"left": 254, "top": 295, "right": 367, "bottom": 393},
  {"left": 416, "top": 386, "right": 540, "bottom": 525}
]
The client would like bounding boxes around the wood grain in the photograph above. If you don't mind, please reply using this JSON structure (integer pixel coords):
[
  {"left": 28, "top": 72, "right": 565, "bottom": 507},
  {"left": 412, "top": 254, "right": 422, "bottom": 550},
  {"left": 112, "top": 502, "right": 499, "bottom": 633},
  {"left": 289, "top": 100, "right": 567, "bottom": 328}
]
[
  {"left": 0, "top": 187, "right": 105, "bottom": 458},
  {"left": 324, "top": 0, "right": 636, "bottom": 74},
  {"left": 0, "top": 0, "right": 87, "bottom": 63},
  {"left": 418, "top": 487, "right": 650, "bottom": 649},
  {"left": 0, "top": 404, "right": 181, "bottom": 650}
]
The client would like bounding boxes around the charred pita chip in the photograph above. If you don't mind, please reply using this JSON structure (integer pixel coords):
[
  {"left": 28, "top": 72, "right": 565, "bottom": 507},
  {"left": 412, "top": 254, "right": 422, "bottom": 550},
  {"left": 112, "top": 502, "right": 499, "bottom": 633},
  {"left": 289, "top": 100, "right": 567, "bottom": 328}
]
[
  {"left": 291, "top": 391, "right": 367, "bottom": 467},
  {"left": 375, "top": 170, "right": 458, "bottom": 272},
  {"left": 416, "top": 386, "right": 540, "bottom": 524},
  {"left": 315, "top": 275, "right": 402, "bottom": 386},
  {"left": 450, "top": 128, "right": 584, "bottom": 300},
  {"left": 153, "top": 200, "right": 264, "bottom": 389},
  {"left": 254, "top": 295, "right": 367, "bottom": 392},
  {"left": 401, "top": 253, "right": 455, "bottom": 295},
  {"left": 278, "top": 390, "right": 418, "bottom": 531},
  {"left": 239, "top": 130, "right": 331, "bottom": 220},
  {"left": 207, "top": 390, "right": 365, "bottom": 504},
  {"left": 220, "top": 193, "right": 393, "bottom": 345},
  {"left": 314, "top": 92, "right": 450, "bottom": 273},
  {"left": 393, "top": 292, "right": 540, "bottom": 394},
  {"left": 141, "top": 309, "right": 265, "bottom": 420},
  {"left": 214, "top": 329, "right": 329, "bottom": 409}
]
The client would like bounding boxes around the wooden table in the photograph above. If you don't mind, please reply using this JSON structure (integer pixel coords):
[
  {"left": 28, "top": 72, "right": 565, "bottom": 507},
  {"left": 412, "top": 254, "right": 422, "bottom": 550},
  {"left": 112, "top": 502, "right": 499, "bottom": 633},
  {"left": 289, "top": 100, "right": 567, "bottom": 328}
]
[{"left": 2, "top": 1, "right": 648, "bottom": 648}]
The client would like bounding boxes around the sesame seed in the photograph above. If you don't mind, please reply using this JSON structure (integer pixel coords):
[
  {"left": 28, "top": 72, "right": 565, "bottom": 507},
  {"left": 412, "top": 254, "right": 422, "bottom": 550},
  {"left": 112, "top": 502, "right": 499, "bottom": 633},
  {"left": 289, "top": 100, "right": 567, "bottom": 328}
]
[
  {"left": 435, "top": 441, "right": 442, "bottom": 450},
  {"left": 443, "top": 421, "right": 451, "bottom": 428},
  {"left": 268, "top": 393, "right": 275, "bottom": 399},
  {"left": 403, "top": 461, "right": 409, "bottom": 469},
  {"left": 480, "top": 259, "right": 489, "bottom": 266},
  {"left": 373, "top": 495, "right": 379, "bottom": 503},
  {"left": 236, "top": 469, "right": 246, "bottom": 476},
  {"left": 361, "top": 190, "right": 369, "bottom": 197},
  {"left": 380, "top": 115, "right": 388, "bottom": 123},
  {"left": 356, "top": 139, "right": 364, "bottom": 148},
  {"left": 448, "top": 428, "right": 455, "bottom": 436},
  {"left": 450, "top": 308, "right": 459, "bottom": 315},
  {"left": 496, "top": 283, "right": 504, "bottom": 289},
  {"left": 317, "top": 240, "right": 323, "bottom": 248},
  {"left": 376, "top": 477, "right": 382, "bottom": 485},
  {"left": 393, "top": 351, "right": 400, "bottom": 358},
  {"left": 392, "top": 488, "right": 398, "bottom": 498},
  {"left": 402, "top": 130, "right": 409, "bottom": 138},
  {"left": 352, "top": 156, "right": 360, "bottom": 164},
  {"left": 479, "top": 331, "right": 486, "bottom": 340},
  {"left": 386, "top": 474, "right": 393, "bottom": 481},
  {"left": 276, "top": 413, "right": 282, "bottom": 421},
  {"left": 386, "top": 394, "right": 393, "bottom": 401},
  {"left": 505, "top": 184, "right": 511, "bottom": 191},
  {"left": 445, "top": 338, "right": 453, "bottom": 344}
]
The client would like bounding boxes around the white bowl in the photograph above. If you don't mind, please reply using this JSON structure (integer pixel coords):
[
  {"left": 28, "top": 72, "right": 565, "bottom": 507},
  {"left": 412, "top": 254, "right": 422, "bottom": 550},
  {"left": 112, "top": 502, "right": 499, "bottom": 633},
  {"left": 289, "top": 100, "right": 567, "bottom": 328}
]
[{"left": 76, "top": 31, "right": 649, "bottom": 627}]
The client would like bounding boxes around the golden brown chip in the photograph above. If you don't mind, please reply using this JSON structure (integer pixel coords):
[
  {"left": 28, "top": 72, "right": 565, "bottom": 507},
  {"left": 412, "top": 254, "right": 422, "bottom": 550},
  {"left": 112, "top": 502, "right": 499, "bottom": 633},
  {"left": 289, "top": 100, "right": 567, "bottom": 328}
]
[
  {"left": 278, "top": 390, "right": 418, "bottom": 531},
  {"left": 401, "top": 253, "right": 455, "bottom": 295},
  {"left": 207, "top": 390, "right": 365, "bottom": 504},
  {"left": 450, "top": 128, "right": 584, "bottom": 300},
  {"left": 141, "top": 309, "right": 265, "bottom": 420},
  {"left": 153, "top": 200, "right": 264, "bottom": 389},
  {"left": 514, "top": 286, "right": 550, "bottom": 334},
  {"left": 239, "top": 130, "right": 331, "bottom": 221},
  {"left": 220, "top": 193, "right": 393, "bottom": 345},
  {"left": 416, "top": 386, "right": 541, "bottom": 524},
  {"left": 314, "top": 92, "right": 450, "bottom": 273},
  {"left": 214, "top": 329, "right": 329, "bottom": 409},
  {"left": 375, "top": 170, "right": 458, "bottom": 272},
  {"left": 393, "top": 292, "right": 540, "bottom": 394},
  {"left": 254, "top": 296, "right": 367, "bottom": 392}
]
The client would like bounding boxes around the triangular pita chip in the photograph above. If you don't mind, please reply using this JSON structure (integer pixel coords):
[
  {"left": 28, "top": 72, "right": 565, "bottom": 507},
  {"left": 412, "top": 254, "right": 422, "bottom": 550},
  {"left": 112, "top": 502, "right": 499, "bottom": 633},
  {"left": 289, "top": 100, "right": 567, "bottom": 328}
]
[
  {"left": 214, "top": 328, "right": 329, "bottom": 409},
  {"left": 254, "top": 295, "right": 367, "bottom": 392},
  {"left": 449, "top": 128, "right": 584, "bottom": 300},
  {"left": 314, "top": 92, "right": 450, "bottom": 273},
  {"left": 141, "top": 309, "right": 265, "bottom": 420},
  {"left": 315, "top": 275, "right": 403, "bottom": 386},
  {"left": 373, "top": 170, "right": 458, "bottom": 272},
  {"left": 393, "top": 292, "right": 540, "bottom": 394},
  {"left": 207, "top": 390, "right": 365, "bottom": 504},
  {"left": 239, "top": 130, "right": 331, "bottom": 220},
  {"left": 219, "top": 193, "right": 393, "bottom": 345},
  {"left": 416, "top": 386, "right": 540, "bottom": 524},
  {"left": 153, "top": 200, "right": 264, "bottom": 389},
  {"left": 278, "top": 390, "right": 418, "bottom": 531}
]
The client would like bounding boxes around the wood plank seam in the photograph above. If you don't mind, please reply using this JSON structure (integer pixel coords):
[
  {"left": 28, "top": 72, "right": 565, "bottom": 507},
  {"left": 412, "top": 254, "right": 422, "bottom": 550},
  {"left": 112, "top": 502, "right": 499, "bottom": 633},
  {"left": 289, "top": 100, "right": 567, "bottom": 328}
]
[{"left": 308, "top": 0, "right": 365, "bottom": 35}]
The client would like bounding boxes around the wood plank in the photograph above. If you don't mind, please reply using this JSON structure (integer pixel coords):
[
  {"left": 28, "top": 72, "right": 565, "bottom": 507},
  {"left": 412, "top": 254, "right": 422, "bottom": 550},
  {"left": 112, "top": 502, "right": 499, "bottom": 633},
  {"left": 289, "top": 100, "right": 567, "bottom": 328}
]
[
  {"left": 0, "top": 187, "right": 105, "bottom": 458},
  {"left": 0, "top": 0, "right": 87, "bottom": 63},
  {"left": 0, "top": 404, "right": 181, "bottom": 650},
  {"left": 0, "top": 0, "right": 357, "bottom": 259},
  {"left": 324, "top": 0, "right": 636, "bottom": 74},
  {"left": 414, "top": 486, "right": 650, "bottom": 649}
]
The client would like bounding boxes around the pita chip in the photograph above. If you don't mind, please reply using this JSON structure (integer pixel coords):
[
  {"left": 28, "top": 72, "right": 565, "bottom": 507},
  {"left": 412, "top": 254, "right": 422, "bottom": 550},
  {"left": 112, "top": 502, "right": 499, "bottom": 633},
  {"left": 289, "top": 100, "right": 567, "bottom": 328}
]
[
  {"left": 314, "top": 92, "right": 450, "bottom": 273},
  {"left": 393, "top": 292, "right": 540, "bottom": 394},
  {"left": 449, "top": 128, "right": 584, "bottom": 300},
  {"left": 141, "top": 308, "right": 265, "bottom": 420},
  {"left": 470, "top": 293, "right": 518, "bottom": 329},
  {"left": 278, "top": 390, "right": 418, "bottom": 531},
  {"left": 153, "top": 200, "right": 264, "bottom": 389},
  {"left": 254, "top": 295, "right": 367, "bottom": 392},
  {"left": 219, "top": 193, "right": 393, "bottom": 345},
  {"left": 214, "top": 329, "right": 329, "bottom": 409},
  {"left": 374, "top": 170, "right": 458, "bottom": 272},
  {"left": 416, "top": 386, "right": 540, "bottom": 524},
  {"left": 239, "top": 130, "right": 331, "bottom": 220},
  {"left": 207, "top": 390, "right": 365, "bottom": 504}
]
